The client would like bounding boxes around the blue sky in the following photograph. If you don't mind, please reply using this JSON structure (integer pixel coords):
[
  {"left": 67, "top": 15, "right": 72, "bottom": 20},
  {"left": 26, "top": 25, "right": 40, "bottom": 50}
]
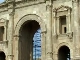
[{"left": 0, "top": 0, "right": 5, "bottom": 3}]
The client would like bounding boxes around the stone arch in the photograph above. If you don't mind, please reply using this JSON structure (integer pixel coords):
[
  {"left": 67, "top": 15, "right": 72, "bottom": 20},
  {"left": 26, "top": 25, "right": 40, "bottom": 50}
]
[
  {"left": 0, "top": 51, "right": 6, "bottom": 60},
  {"left": 58, "top": 45, "right": 70, "bottom": 60},
  {"left": 14, "top": 14, "right": 46, "bottom": 60},
  {"left": 15, "top": 14, "right": 46, "bottom": 36},
  {"left": 55, "top": 42, "right": 73, "bottom": 59},
  {"left": 57, "top": 43, "right": 70, "bottom": 52}
]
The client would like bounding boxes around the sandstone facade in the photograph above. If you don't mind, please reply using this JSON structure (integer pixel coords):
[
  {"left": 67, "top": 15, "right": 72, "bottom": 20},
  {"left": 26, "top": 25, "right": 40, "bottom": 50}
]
[{"left": 0, "top": 0, "right": 80, "bottom": 60}]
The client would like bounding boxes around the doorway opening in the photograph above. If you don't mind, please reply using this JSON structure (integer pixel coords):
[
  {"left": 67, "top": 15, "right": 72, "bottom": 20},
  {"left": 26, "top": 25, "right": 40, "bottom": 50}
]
[
  {"left": 58, "top": 46, "right": 70, "bottom": 60},
  {"left": 19, "top": 20, "right": 41, "bottom": 60},
  {"left": 0, "top": 52, "right": 6, "bottom": 60}
]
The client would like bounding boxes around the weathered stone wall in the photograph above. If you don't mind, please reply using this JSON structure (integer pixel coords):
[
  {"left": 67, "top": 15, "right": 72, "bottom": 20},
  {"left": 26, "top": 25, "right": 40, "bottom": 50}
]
[{"left": 0, "top": 0, "right": 79, "bottom": 60}]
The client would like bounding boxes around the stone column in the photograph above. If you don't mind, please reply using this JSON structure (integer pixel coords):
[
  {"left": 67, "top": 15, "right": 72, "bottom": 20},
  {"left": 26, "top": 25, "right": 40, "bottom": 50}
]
[
  {"left": 57, "top": 17, "right": 59, "bottom": 35},
  {"left": 53, "top": 11, "right": 57, "bottom": 35},
  {"left": 4, "top": 20, "right": 8, "bottom": 41},
  {"left": 67, "top": 9, "right": 71, "bottom": 33},
  {"left": 66, "top": 15, "right": 69, "bottom": 33},
  {"left": 52, "top": 10, "right": 57, "bottom": 42},
  {"left": 8, "top": 1, "right": 15, "bottom": 58},
  {"left": 8, "top": 11, "right": 14, "bottom": 60},
  {"left": 14, "top": 35, "right": 19, "bottom": 60},
  {"left": 7, "top": 0, "right": 15, "bottom": 60},
  {"left": 73, "top": 0, "right": 80, "bottom": 59},
  {"left": 54, "top": 53, "right": 58, "bottom": 60},
  {"left": 52, "top": 9, "right": 57, "bottom": 60},
  {"left": 46, "top": 5, "right": 53, "bottom": 60},
  {"left": 41, "top": 31, "right": 46, "bottom": 60},
  {"left": 68, "top": 9, "right": 71, "bottom": 33}
]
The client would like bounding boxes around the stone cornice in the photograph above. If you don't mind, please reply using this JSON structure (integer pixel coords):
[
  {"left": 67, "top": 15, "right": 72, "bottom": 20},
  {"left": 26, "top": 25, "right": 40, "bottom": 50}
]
[
  {"left": 15, "top": 0, "right": 45, "bottom": 9},
  {"left": 0, "top": 0, "right": 46, "bottom": 13},
  {"left": 53, "top": 5, "right": 72, "bottom": 12},
  {"left": 0, "top": 2, "right": 8, "bottom": 13}
]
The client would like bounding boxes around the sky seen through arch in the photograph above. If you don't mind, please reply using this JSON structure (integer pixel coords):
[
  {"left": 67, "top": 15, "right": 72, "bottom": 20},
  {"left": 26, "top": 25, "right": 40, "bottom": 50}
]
[{"left": 0, "top": 0, "right": 5, "bottom": 3}]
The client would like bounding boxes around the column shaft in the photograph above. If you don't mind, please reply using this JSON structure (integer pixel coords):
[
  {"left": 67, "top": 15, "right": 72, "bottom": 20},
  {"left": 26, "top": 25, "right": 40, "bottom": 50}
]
[
  {"left": 46, "top": 5, "right": 53, "bottom": 60},
  {"left": 41, "top": 32, "right": 46, "bottom": 60},
  {"left": 68, "top": 9, "right": 71, "bottom": 33},
  {"left": 73, "top": 0, "right": 80, "bottom": 58},
  {"left": 8, "top": 12, "right": 14, "bottom": 60}
]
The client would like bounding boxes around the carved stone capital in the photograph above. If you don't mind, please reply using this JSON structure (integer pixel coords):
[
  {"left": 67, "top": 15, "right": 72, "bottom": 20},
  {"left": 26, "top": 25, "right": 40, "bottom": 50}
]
[
  {"left": 41, "top": 31, "right": 47, "bottom": 33},
  {"left": 53, "top": 8, "right": 57, "bottom": 12},
  {"left": 9, "top": 11, "right": 14, "bottom": 16},
  {"left": 46, "top": 5, "right": 51, "bottom": 11},
  {"left": 7, "top": 54, "right": 14, "bottom": 58}
]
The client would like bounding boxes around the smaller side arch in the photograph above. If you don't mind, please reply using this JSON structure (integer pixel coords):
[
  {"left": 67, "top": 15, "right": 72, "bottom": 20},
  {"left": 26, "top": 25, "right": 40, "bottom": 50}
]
[
  {"left": 55, "top": 42, "right": 73, "bottom": 59},
  {"left": 0, "top": 51, "right": 6, "bottom": 60},
  {"left": 57, "top": 42, "right": 70, "bottom": 52},
  {"left": 58, "top": 45, "right": 70, "bottom": 60}
]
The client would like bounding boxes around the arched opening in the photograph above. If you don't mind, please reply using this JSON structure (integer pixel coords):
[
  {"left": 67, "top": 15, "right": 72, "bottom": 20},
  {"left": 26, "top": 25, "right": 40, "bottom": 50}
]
[
  {"left": 18, "top": 20, "right": 41, "bottom": 60},
  {"left": 58, "top": 46, "right": 70, "bottom": 60},
  {"left": 0, "top": 52, "right": 6, "bottom": 60},
  {"left": 33, "top": 29, "right": 41, "bottom": 60}
]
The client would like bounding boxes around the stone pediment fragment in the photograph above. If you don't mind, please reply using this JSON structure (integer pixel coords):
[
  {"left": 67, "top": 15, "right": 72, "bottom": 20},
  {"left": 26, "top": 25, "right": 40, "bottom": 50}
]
[
  {"left": 56, "top": 5, "right": 71, "bottom": 12},
  {"left": 0, "top": 18, "right": 5, "bottom": 23}
]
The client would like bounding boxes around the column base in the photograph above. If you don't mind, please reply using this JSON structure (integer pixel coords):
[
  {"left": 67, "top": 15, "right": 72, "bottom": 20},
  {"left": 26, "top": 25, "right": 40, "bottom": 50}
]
[
  {"left": 73, "top": 59, "right": 80, "bottom": 60},
  {"left": 46, "top": 58, "right": 53, "bottom": 60},
  {"left": 73, "top": 56, "right": 80, "bottom": 60},
  {"left": 8, "top": 55, "right": 14, "bottom": 60}
]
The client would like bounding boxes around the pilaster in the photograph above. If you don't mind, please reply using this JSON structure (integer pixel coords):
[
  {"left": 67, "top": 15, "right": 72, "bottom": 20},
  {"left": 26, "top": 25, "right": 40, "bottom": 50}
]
[
  {"left": 41, "top": 31, "right": 46, "bottom": 60},
  {"left": 8, "top": 0, "right": 15, "bottom": 60},
  {"left": 53, "top": 10, "right": 57, "bottom": 34},
  {"left": 53, "top": 9, "right": 57, "bottom": 42},
  {"left": 14, "top": 35, "right": 19, "bottom": 60},
  {"left": 68, "top": 9, "right": 71, "bottom": 33},
  {"left": 46, "top": 5, "right": 53, "bottom": 60},
  {"left": 73, "top": 0, "right": 80, "bottom": 59}
]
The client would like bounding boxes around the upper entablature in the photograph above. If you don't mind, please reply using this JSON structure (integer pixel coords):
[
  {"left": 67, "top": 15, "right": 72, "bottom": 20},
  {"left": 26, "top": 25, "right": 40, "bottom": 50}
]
[
  {"left": 53, "top": 0, "right": 72, "bottom": 8},
  {"left": 15, "top": 0, "right": 45, "bottom": 2},
  {"left": 53, "top": 0, "right": 71, "bottom": 2}
]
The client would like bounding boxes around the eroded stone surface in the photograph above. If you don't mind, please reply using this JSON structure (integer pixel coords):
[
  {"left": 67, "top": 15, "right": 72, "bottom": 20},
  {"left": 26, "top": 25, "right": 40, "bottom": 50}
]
[{"left": 0, "top": 0, "right": 79, "bottom": 60}]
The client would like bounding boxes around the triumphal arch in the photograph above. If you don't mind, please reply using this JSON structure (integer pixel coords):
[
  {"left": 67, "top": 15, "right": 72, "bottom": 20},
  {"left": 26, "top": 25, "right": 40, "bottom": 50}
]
[{"left": 0, "top": 0, "right": 80, "bottom": 60}]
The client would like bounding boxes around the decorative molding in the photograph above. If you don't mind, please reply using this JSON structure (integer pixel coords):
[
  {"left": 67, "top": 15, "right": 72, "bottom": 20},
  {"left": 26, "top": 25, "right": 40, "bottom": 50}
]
[
  {"left": 72, "top": 0, "right": 79, "bottom": 3},
  {"left": 0, "top": 18, "right": 5, "bottom": 22},
  {"left": 47, "top": 52, "right": 53, "bottom": 55},
  {"left": 53, "top": 5, "right": 72, "bottom": 12},
  {"left": 0, "top": 18, "right": 9, "bottom": 27},
  {"left": 66, "top": 32, "right": 73, "bottom": 39},
  {"left": 53, "top": 8, "right": 57, "bottom": 12}
]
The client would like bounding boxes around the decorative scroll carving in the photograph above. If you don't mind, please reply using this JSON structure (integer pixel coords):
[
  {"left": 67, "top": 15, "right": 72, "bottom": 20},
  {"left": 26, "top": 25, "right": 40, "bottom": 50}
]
[
  {"left": 56, "top": 5, "right": 72, "bottom": 12},
  {"left": 66, "top": 32, "right": 73, "bottom": 39},
  {"left": 47, "top": 52, "right": 53, "bottom": 55}
]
